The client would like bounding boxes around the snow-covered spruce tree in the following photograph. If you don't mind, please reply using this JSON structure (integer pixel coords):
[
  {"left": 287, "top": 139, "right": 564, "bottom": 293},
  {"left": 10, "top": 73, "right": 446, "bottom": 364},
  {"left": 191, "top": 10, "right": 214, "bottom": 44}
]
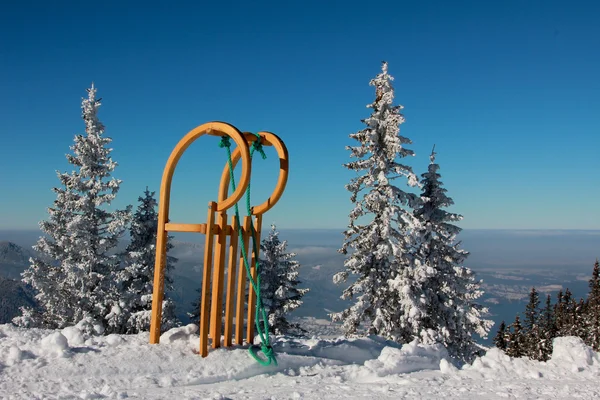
[
  {"left": 573, "top": 298, "right": 588, "bottom": 342},
  {"left": 15, "top": 85, "right": 129, "bottom": 333},
  {"left": 556, "top": 289, "right": 576, "bottom": 336},
  {"left": 523, "top": 287, "right": 543, "bottom": 360},
  {"left": 493, "top": 321, "right": 508, "bottom": 351},
  {"left": 332, "top": 61, "right": 422, "bottom": 342},
  {"left": 539, "top": 294, "right": 556, "bottom": 361},
  {"left": 410, "top": 147, "right": 493, "bottom": 361},
  {"left": 187, "top": 286, "right": 202, "bottom": 324},
  {"left": 553, "top": 290, "right": 565, "bottom": 334},
  {"left": 106, "top": 187, "right": 179, "bottom": 334},
  {"left": 259, "top": 224, "right": 309, "bottom": 335},
  {"left": 506, "top": 315, "right": 526, "bottom": 358},
  {"left": 587, "top": 259, "right": 600, "bottom": 351}
]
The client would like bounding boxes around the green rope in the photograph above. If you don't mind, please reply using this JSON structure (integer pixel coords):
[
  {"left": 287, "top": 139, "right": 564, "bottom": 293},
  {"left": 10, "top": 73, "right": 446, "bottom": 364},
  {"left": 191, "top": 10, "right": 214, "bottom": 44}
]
[{"left": 218, "top": 135, "right": 277, "bottom": 367}]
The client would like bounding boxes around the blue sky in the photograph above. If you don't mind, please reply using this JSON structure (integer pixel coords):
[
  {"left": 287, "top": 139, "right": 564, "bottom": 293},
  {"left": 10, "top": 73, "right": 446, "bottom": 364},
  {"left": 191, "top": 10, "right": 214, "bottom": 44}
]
[{"left": 1, "top": 0, "right": 599, "bottom": 230}]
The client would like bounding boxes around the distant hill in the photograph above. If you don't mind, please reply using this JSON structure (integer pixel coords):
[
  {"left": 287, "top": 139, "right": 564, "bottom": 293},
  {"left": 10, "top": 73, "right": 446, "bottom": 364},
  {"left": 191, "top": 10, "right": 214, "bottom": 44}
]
[
  {"left": 0, "top": 242, "right": 37, "bottom": 323},
  {"left": 0, "top": 241, "right": 31, "bottom": 264},
  {"left": 0, "top": 241, "right": 34, "bottom": 280},
  {"left": 0, "top": 276, "right": 36, "bottom": 324}
]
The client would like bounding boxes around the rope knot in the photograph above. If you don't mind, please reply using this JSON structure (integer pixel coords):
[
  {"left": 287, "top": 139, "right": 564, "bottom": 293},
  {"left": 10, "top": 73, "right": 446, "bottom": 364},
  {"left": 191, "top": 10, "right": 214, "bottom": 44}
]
[
  {"left": 248, "top": 344, "right": 278, "bottom": 366},
  {"left": 262, "top": 345, "right": 275, "bottom": 359},
  {"left": 251, "top": 135, "right": 267, "bottom": 160},
  {"left": 218, "top": 136, "right": 232, "bottom": 148}
]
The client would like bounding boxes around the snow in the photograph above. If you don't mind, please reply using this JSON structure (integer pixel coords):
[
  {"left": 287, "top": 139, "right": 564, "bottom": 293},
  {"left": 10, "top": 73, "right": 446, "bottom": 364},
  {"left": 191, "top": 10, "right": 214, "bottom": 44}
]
[{"left": 1, "top": 324, "right": 600, "bottom": 399}]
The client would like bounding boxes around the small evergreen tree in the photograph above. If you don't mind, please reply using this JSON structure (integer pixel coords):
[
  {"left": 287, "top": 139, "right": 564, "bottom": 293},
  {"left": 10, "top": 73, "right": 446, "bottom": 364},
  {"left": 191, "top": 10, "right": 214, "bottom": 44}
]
[
  {"left": 539, "top": 294, "right": 556, "bottom": 361},
  {"left": 586, "top": 259, "right": 600, "bottom": 351},
  {"left": 523, "top": 287, "right": 543, "bottom": 360},
  {"left": 506, "top": 315, "right": 526, "bottom": 358},
  {"left": 494, "top": 321, "right": 508, "bottom": 351},
  {"left": 410, "top": 146, "right": 492, "bottom": 361},
  {"left": 556, "top": 288, "right": 576, "bottom": 336},
  {"left": 332, "top": 61, "right": 422, "bottom": 343},
  {"left": 523, "top": 287, "right": 540, "bottom": 332},
  {"left": 15, "top": 85, "right": 129, "bottom": 333},
  {"left": 106, "top": 187, "right": 179, "bottom": 334},
  {"left": 553, "top": 290, "right": 565, "bottom": 335},
  {"left": 259, "top": 225, "right": 309, "bottom": 335},
  {"left": 187, "top": 286, "right": 202, "bottom": 324},
  {"left": 573, "top": 298, "right": 588, "bottom": 341}
]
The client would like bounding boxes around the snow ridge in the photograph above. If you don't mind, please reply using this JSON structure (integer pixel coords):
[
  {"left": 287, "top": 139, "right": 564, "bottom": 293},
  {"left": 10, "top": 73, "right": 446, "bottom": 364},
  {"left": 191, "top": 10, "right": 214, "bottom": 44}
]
[{"left": 1, "top": 324, "right": 599, "bottom": 399}]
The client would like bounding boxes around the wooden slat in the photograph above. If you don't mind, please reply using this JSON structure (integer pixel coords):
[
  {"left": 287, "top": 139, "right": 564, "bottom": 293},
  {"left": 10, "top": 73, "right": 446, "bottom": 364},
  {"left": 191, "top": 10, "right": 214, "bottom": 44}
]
[
  {"left": 246, "top": 214, "right": 262, "bottom": 343},
  {"left": 165, "top": 223, "right": 206, "bottom": 233},
  {"left": 199, "top": 202, "right": 217, "bottom": 357},
  {"left": 149, "top": 226, "right": 168, "bottom": 343},
  {"left": 210, "top": 211, "right": 228, "bottom": 348},
  {"left": 235, "top": 216, "right": 252, "bottom": 345},
  {"left": 165, "top": 222, "right": 232, "bottom": 235},
  {"left": 223, "top": 215, "right": 239, "bottom": 346}
]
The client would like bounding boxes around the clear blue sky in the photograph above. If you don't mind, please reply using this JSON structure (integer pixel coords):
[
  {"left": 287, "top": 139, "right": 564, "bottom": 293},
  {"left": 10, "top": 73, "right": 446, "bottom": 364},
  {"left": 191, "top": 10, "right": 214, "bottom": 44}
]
[{"left": 1, "top": 0, "right": 599, "bottom": 230}]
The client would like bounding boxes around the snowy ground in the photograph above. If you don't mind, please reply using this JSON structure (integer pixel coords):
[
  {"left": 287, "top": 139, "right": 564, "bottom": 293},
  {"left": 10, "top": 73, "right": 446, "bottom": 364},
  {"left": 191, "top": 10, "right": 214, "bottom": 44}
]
[{"left": 1, "top": 323, "right": 599, "bottom": 399}]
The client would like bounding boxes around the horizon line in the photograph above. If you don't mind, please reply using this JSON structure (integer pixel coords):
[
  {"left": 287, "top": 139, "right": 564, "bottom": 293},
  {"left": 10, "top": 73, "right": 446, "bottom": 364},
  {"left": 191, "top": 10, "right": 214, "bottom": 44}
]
[{"left": 2, "top": 227, "right": 600, "bottom": 232}]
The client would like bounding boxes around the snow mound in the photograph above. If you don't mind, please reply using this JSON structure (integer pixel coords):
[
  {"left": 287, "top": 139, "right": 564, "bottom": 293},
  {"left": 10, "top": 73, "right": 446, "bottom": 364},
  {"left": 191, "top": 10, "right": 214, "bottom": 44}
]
[
  {"left": 364, "top": 339, "right": 448, "bottom": 376},
  {"left": 5, "top": 345, "right": 24, "bottom": 366},
  {"left": 160, "top": 323, "right": 198, "bottom": 344},
  {"left": 105, "top": 334, "right": 126, "bottom": 347},
  {"left": 275, "top": 335, "right": 393, "bottom": 364},
  {"left": 454, "top": 336, "right": 600, "bottom": 381},
  {"left": 61, "top": 326, "right": 85, "bottom": 346},
  {"left": 40, "top": 331, "right": 69, "bottom": 357},
  {"left": 551, "top": 336, "right": 600, "bottom": 370}
]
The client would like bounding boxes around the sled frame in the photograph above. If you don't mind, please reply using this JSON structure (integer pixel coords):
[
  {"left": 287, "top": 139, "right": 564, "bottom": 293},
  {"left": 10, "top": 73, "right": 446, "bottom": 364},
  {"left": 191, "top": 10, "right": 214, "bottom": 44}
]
[{"left": 148, "top": 121, "right": 289, "bottom": 357}]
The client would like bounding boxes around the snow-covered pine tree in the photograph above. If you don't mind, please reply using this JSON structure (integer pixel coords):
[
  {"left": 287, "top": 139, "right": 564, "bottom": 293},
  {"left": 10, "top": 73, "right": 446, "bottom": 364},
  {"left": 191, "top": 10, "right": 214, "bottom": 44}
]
[
  {"left": 539, "top": 294, "right": 556, "bottom": 360},
  {"left": 410, "top": 146, "right": 493, "bottom": 361},
  {"left": 187, "top": 282, "right": 213, "bottom": 326},
  {"left": 106, "top": 187, "right": 179, "bottom": 334},
  {"left": 332, "top": 61, "right": 422, "bottom": 342},
  {"left": 187, "top": 286, "right": 202, "bottom": 324},
  {"left": 493, "top": 321, "right": 508, "bottom": 351},
  {"left": 557, "top": 289, "right": 576, "bottom": 336},
  {"left": 523, "top": 287, "right": 540, "bottom": 333},
  {"left": 15, "top": 84, "right": 129, "bottom": 333},
  {"left": 523, "top": 287, "right": 543, "bottom": 360},
  {"left": 553, "top": 290, "right": 565, "bottom": 335},
  {"left": 573, "top": 298, "right": 588, "bottom": 342},
  {"left": 259, "top": 224, "right": 309, "bottom": 335},
  {"left": 587, "top": 259, "right": 600, "bottom": 351},
  {"left": 506, "top": 315, "right": 526, "bottom": 358}
]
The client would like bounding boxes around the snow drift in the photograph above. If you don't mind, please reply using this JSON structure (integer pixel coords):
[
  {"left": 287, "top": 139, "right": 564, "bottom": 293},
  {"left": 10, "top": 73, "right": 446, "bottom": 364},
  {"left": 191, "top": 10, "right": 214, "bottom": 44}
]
[{"left": 1, "top": 324, "right": 599, "bottom": 399}]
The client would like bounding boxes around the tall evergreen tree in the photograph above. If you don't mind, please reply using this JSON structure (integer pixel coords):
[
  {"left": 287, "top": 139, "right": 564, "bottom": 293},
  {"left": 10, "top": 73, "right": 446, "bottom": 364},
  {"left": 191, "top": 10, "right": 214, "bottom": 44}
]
[
  {"left": 506, "top": 315, "right": 526, "bottom": 358},
  {"left": 539, "top": 294, "right": 556, "bottom": 361},
  {"left": 553, "top": 290, "right": 565, "bottom": 335},
  {"left": 187, "top": 286, "right": 202, "bottom": 324},
  {"left": 573, "top": 298, "right": 588, "bottom": 341},
  {"left": 556, "top": 288, "right": 576, "bottom": 336},
  {"left": 586, "top": 259, "right": 600, "bottom": 351},
  {"left": 106, "top": 187, "right": 179, "bottom": 333},
  {"left": 259, "top": 225, "right": 309, "bottom": 335},
  {"left": 523, "top": 287, "right": 540, "bottom": 333},
  {"left": 523, "top": 287, "right": 542, "bottom": 360},
  {"left": 410, "top": 146, "right": 492, "bottom": 361},
  {"left": 493, "top": 321, "right": 508, "bottom": 351},
  {"left": 332, "top": 61, "right": 422, "bottom": 343},
  {"left": 15, "top": 85, "right": 129, "bottom": 333}
]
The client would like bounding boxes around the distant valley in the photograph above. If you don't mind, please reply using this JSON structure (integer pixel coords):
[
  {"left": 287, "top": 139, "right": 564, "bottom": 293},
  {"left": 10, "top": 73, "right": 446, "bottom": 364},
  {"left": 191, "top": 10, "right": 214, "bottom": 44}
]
[{"left": 1, "top": 229, "right": 598, "bottom": 345}]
